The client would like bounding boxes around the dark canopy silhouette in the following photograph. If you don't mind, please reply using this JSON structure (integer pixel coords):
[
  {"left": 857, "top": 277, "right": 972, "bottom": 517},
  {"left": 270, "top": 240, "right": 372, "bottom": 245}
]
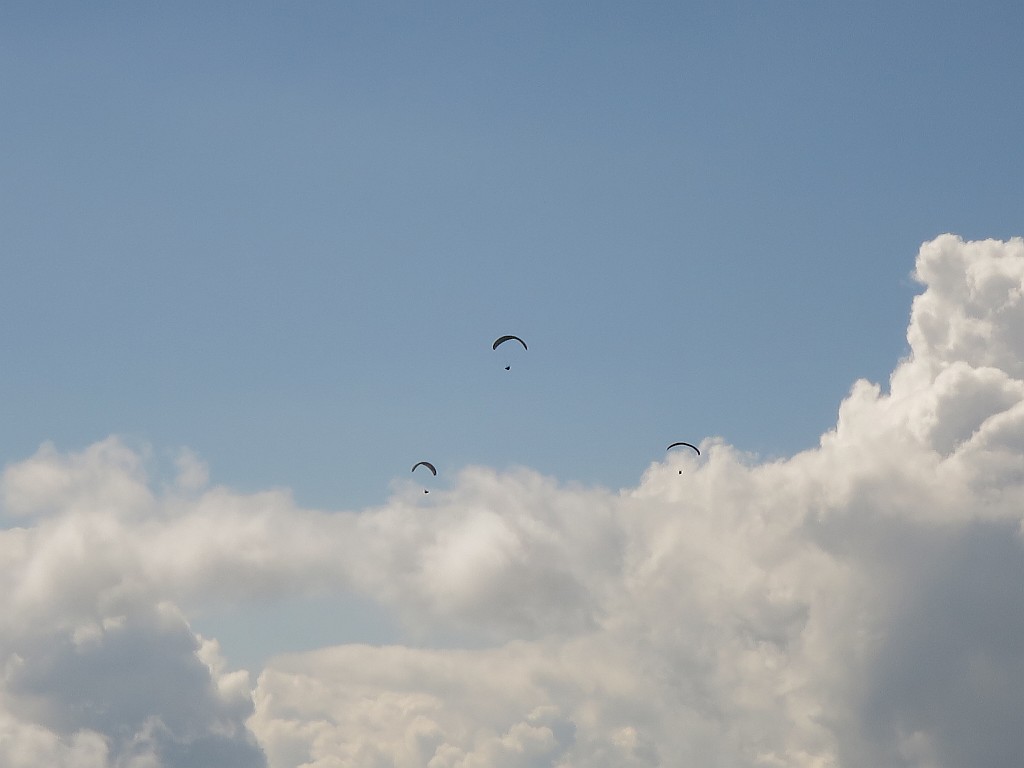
[
  {"left": 492, "top": 335, "right": 528, "bottom": 351},
  {"left": 411, "top": 461, "right": 437, "bottom": 476},
  {"left": 666, "top": 442, "right": 700, "bottom": 456}
]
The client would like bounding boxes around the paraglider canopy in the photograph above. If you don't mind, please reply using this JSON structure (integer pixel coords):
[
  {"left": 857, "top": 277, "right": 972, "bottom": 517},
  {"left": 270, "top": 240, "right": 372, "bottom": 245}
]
[
  {"left": 492, "top": 335, "right": 527, "bottom": 351},
  {"left": 666, "top": 442, "right": 700, "bottom": 455}
]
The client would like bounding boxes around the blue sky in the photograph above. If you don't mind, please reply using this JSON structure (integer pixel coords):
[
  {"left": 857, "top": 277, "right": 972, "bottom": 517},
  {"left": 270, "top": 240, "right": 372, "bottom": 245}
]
[
  {"left": 5, "top": 2, "right": 1021, "bottom": 511},
  {"left": 3, "top": 5, "right": 1024, "bottom": 766}
]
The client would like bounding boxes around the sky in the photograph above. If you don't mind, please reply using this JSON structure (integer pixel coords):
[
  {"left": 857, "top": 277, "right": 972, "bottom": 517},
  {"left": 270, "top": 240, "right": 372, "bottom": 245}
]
[{"left": 2, "top": 3, "right": 1024, "bottom": 767}]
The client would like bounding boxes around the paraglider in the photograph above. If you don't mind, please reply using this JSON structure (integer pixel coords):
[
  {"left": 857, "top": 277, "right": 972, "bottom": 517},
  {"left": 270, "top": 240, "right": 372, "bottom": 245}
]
[
  {"left": 412, "top": 461, "right": 437, "bottom": 493},
  {"left": 493, "top": 335, "right": 527, "bottom": 370},
  {"left": 667, "top": 442, "right": 700, "bottom": 474}
]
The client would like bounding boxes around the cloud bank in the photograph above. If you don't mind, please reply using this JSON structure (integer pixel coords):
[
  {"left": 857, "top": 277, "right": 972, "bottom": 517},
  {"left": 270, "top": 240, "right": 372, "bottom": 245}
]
[{"left": 2, "top": 234, "right": 1023, "bottom": 767}]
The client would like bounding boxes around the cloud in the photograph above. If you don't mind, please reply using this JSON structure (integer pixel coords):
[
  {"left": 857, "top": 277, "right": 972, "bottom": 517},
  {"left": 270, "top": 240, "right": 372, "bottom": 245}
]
[
  {"left": 1, "top": 234, "right": 1022, "bottom": 766},
  {"left": 4, "top": 602, "right": 265, "bottom": 768}
]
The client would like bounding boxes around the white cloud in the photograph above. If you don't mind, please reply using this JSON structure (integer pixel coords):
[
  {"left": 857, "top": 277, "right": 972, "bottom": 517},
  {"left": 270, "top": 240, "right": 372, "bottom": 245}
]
[{"left": 1, "top": 234, "right": 1023, "bottom": 766}]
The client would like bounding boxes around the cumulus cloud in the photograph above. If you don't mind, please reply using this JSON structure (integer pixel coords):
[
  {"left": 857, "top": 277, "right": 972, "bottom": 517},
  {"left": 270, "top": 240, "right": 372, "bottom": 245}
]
[{"left": 1, "top": 234, "right": 1023, "bottom": 767}]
